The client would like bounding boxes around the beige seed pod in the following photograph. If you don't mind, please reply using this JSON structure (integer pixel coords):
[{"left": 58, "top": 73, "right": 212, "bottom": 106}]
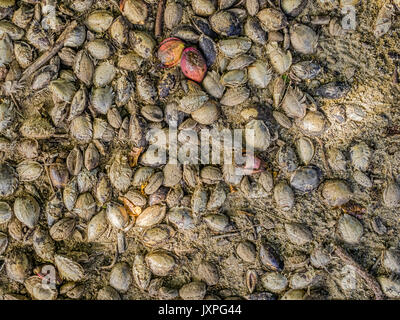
[
  {"left": 274, "top": 181, "right": 294, "bottom": 211},
  {"left": 285, "top": 223, "right": 313, "bottom": 245},
  {"left": 13, "top": 195, "right": 40, "bottom": 228},
  {"left": 135, "top": 205, "right": 167, "bottom": 228},
  {"left": 132, "top": 254, "right": 152, "bottom": 290},
  {"left": 337, "top": 214, "right": 363, "bottom": 244},
  {"left": 86, "top": 10, "right": 114, "bottom": 33},
  {"left": 87, "top": 210, "right": 108, "bottom": 242},
  {"left": 55, "top": 254, "right": 85, "bottom": 282},
  {"left": 261, "top": 272, "right": 288, "bottom": 293},
  {"left": 179, "top": 281, "right": 207, "bottom": 300}
]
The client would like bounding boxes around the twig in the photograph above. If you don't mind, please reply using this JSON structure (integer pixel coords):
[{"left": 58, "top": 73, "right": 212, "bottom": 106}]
[
  {"left": 334, "top": 246, "right": 385, "bottom": 300},
  {"left": 316, "top": 137, "right": 332, "bottom": 177},
  {"left": 19, "top": 20, "right": 78, "bottom": 83},
  {"left": 155, "top": 0, "right": 166, "bottom": 38}
]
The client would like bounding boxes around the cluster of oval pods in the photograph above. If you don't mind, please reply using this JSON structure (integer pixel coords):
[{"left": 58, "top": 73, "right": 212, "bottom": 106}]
[{"left": 0, "top": 0, "right": 400, "bottom": 300}]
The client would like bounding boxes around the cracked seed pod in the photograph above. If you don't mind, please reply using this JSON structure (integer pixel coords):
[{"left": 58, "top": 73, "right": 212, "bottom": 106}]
[
  {"left": 244, "top": 16, "right": 266, "bottom": 45},
  {"left": 266, "top": 42, "right": 292, "bottom": 74},
  {"left": 248, "top": 60, "right": 272, "bottom": 88},
  {"left": 32, "top": 227, "right": 55, "bottom": 262}
]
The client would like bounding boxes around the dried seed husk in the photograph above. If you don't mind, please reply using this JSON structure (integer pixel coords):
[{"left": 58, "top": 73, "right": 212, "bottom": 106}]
[
  {"left": 167, "top": 207, "right": 196, "bottom": 231},
  {"left": 285, "top": 223, "right": 313, "bottom": 245},
  {"left": 179, "top": 281, "right": 207, "bottom": 300},
  {"left": 338, "top": 214, "right": 363, "bottom": 244},
  {"left": 132, "top": 254, "right": 152, "bottom": 290},
  {"left": 237, "top": 241, "right": 257, "bottom": 263},
  {"left": 86, "top": 10, "right": 114, "bottom": 33},
  {"left": 32, "top": 227, "right": 55, "bottom": 262},
  {"left": 63, "top": 180, "right": 78, "bottom": 211},
  {"left": 136, "top": 205, "right": 167, "bottom": 228},
  {"left": 73, "top": 50, "right": 93, "bottom": 86},
  {"left": 290, "top": 166, "right": 322, "bottom": 192},
  {"left": 261, "top": 272, "right": 288, "bottom": 293},
  {"left": 106, "top": 202, "right": 130, "bottom": 230},
  {"left": 16, "top": 160, "right": 42, "bottom": 182},
  {"left": 219, "top": 37, "right": 252, "bottom": 58},
  {"left": 110, "top": 262, "right": 132, "bottom": 293},
  {"left": 257, "top": 8, "right": 288, "bottom": 31},
  {"left": 259, "top": 243, "right": 284, "bottom": 271},
  {"left": 244, "top": 16, "right": 266, "bottom": 45},
  {"left": 13, "top": 195, "right": 40, "bottom": 228},
  {"left": 192, "top": 0, "right": 216, "bottom": 17},
  {"left": 383, "top": 181, "right": 400, "bottom": 208},
  {"left": 164, "top": 1, "right": 182, "bottom": 30},
  {"left": 49, "top": 163, "right": 69, "bottom": 189},
  {"left": 274, "top": 181, "right": 294, "bottom": 211},
  {"left": 50, "top": 218, "right": 76, "bottom": 241},
  {"left": 130, "top": 31, "right": 155, "bottom": 59},
  {"left": 6, "top": 249, "right": 31, "bottom": 283},
  {"left": 266, "top": 42, "right": 292, "bottom": 74},
  {"left": 203, "top": 213, "right": 230, "bottom": 232},
  {"left": 289, "top": 23, "right": 318, "bottom": 55},
  {"left": 210, "top": 10, "right": 242, "bottom": 36},
  {"left": 87, "top": 210, "right": 108, "bottom": 242},
  {"left": 121, "top": 0, "right": 148, "bottom": 25},
  {"left": 55, "top": 254, "right": 84, "bottom": 282},
  {"left": 221, "top": 86, "right": 250, "bottom": 106},
  {"left": 142, "top": 224, "right": 174, "bottom": 247},
  {"left": 322, "top": 179, "right": 351, "bottom": 207},
  {"left": 66, "top": 147, "right": 83, "bottom": 176},
  {"left": 73, "top": 192, "right": 96, "bottom": 221},
  {"left": 0, "top": 201, "right": 12, "bottom": 224}
]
